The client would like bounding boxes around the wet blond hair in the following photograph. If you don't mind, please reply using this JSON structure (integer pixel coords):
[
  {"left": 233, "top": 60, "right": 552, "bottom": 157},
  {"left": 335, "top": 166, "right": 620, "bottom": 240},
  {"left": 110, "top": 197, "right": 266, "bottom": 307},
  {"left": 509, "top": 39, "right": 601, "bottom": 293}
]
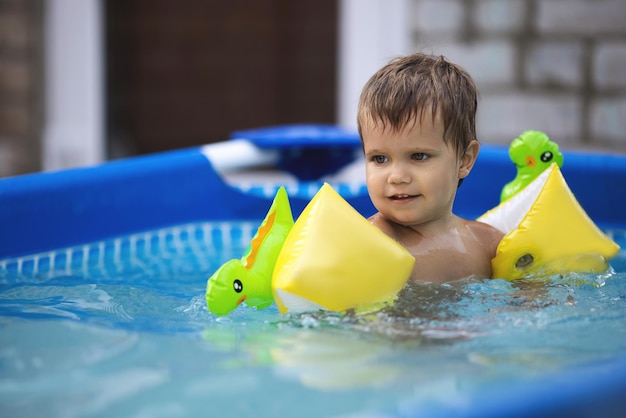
[{"left": 357, "top": 53, "right": 478, "bottom": 160}]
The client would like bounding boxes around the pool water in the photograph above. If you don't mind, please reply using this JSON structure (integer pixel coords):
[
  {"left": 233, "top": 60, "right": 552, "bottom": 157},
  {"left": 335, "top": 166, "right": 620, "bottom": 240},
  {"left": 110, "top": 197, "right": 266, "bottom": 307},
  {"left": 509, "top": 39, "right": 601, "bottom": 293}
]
[{"left": 1, "top": 222, "right": 625, "bottom": 418}]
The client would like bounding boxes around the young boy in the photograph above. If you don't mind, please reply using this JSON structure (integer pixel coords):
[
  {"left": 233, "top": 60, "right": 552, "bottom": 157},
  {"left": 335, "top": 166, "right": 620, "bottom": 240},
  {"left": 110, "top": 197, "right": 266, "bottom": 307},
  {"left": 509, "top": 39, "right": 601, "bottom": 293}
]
[{"left": 357, "top": 53, "right": 504, "bottom": 284}]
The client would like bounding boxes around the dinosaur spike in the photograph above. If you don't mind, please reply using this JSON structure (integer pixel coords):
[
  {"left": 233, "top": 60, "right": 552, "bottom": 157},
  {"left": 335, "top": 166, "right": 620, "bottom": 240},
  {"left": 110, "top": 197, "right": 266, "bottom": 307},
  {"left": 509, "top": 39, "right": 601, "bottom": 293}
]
[{"left": 206, "top": 187, "right": 294, "bottom": 315}]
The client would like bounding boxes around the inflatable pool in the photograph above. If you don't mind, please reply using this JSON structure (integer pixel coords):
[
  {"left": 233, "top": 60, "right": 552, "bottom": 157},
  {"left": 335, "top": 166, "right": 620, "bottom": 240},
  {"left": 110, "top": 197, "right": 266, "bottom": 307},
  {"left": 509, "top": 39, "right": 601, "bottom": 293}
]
[{"left": 1, "top": 125, "right": 625, "bottom": 417}]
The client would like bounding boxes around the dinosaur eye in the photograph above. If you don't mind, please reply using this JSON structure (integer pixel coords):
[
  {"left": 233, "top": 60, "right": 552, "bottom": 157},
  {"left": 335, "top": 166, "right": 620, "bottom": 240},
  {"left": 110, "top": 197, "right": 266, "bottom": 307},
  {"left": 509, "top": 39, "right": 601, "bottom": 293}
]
[
  {"left": 233, "top": 279, "right": 243, "bottom": 293},
  {"left": 540, "top": 151, "right": 553, "bottom": 163},
  {"left": 515, "top": 254, "right": 534, "bottom": 270}
]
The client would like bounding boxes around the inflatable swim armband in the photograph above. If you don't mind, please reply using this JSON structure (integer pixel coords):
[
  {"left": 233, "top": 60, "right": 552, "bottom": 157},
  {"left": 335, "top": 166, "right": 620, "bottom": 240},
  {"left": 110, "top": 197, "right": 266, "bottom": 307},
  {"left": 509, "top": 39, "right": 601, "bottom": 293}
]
[
  {"left": 206, "top": 187, "right": 294, "bottom": 315},
  {"left": 479, "top": 164, "right": 620, "bottom": 280},
  {"left": 272, "top": 183, "right": 415, "bottom": 314},
  {"left": 206, "top": 184, "right": 413, "bottom": 315},
  {"left": 501, "top": 130, "right": 563, "bottom": 202}
]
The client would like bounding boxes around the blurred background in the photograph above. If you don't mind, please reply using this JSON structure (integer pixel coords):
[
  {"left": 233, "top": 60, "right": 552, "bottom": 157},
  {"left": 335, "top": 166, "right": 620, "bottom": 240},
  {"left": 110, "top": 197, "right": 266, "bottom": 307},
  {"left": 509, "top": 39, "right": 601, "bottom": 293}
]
[{"left": 1, "top": 0, "right": 625, "bottom": 178}]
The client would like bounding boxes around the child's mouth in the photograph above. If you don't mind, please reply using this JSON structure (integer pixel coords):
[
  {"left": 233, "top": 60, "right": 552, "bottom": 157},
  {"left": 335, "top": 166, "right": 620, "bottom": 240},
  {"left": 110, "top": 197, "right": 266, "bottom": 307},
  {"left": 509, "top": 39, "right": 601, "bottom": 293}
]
[{"left": 390, "top": 194, "right": 416, "bottom": 201}]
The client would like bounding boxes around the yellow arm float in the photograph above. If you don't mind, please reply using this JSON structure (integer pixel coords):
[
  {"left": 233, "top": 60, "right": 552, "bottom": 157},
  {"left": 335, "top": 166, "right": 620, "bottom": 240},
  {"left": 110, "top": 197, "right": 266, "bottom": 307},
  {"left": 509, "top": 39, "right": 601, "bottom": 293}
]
[
  {"left": 272, "top": 183, "right": 415, "bottom": 314},
  {"left": 479, "top": 163, "right": 620, "bottom": 280}
]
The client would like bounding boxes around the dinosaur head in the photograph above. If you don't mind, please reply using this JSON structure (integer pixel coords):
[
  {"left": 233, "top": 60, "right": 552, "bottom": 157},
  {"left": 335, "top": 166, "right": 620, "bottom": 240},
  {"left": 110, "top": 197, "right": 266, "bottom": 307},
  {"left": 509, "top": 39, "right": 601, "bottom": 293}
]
[
  {"left": 501, "top": 130, "right": 564, "bottom": 202},
  {"left": 509, "top": 130, "right": 563, "bottom": 174},
  {"left": 206, "top": 259, "right": 249, "bottom": 316}
]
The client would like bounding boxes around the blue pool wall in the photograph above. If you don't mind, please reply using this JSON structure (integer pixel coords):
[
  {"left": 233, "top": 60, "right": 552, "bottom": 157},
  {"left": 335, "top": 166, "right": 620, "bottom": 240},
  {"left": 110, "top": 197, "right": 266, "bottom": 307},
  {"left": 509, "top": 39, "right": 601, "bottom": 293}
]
[{"left": 0, "top": 143, "right": 625, "bottom": 259}]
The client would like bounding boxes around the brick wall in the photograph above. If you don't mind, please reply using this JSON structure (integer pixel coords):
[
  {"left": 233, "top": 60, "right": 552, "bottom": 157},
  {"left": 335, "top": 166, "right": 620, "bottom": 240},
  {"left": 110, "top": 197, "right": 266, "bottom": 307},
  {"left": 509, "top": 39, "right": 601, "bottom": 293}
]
[
  {"left": 411, "top": 0, "right": 626, "bottom": 152},
  {"left": 0, "top": 0, "right": 42, "bottom": 177}
]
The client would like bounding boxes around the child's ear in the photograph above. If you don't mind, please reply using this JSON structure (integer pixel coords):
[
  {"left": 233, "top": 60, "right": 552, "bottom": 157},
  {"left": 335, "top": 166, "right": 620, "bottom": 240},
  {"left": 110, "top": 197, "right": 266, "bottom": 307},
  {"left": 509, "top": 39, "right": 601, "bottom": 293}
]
[{"left": 459, "top": 140, "right": 479, "bottom": 179}]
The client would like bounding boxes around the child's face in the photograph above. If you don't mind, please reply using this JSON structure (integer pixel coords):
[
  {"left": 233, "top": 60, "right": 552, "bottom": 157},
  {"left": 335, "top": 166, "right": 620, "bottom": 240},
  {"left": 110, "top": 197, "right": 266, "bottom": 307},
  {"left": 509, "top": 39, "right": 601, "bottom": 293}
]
[{"left": 362, "top": 113, "right": 475, "bottom": 229}]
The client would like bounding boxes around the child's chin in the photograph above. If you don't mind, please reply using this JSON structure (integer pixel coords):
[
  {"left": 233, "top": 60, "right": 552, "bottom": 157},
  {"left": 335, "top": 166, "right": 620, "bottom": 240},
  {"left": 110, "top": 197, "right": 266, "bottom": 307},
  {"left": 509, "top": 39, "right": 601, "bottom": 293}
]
[{"left": 387, "top": 216, "right": 420, "bottom": 228}]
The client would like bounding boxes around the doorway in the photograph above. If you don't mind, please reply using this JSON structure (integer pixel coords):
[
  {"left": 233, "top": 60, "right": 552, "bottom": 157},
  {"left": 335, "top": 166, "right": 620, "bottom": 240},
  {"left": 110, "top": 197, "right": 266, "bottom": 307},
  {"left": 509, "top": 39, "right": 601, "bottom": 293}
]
[{"left": 106, "top": 0, "right": 338, "bottom": 157}]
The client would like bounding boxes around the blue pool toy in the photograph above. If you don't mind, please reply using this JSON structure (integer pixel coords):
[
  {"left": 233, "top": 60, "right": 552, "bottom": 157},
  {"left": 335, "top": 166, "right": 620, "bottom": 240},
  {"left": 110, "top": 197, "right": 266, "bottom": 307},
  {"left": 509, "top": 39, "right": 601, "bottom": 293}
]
[{"left": 232, "top": 124, "right": 362, "bottom": 180}]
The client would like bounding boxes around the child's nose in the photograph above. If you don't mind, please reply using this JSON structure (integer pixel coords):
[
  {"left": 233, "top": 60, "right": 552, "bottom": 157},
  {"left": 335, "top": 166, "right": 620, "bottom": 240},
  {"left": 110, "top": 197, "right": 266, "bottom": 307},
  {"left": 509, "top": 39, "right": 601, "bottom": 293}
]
[{"left": 388, "top": 163, "right": 411, "bottom": 184}]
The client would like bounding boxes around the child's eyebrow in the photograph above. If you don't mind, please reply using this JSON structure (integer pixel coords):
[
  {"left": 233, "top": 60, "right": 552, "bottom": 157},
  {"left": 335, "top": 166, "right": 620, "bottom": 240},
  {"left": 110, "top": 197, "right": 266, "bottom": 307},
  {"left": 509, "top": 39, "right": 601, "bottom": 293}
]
[
  {"left": 409, "top": 146, "right": 439, "bottom": 153},
  {"left": 364, "top": 148, "right": 387, "bottom": 156}
]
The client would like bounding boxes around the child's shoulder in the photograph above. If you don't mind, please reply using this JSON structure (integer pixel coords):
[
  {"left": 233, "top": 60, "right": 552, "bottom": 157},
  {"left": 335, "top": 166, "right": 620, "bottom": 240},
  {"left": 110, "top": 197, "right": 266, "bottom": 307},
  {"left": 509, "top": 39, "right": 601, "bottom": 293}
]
[
  {"left": 465, "top": 218, "right": 505, "bottom": 251},
  {"left": 368, "top": 212, "right": 401, "bottom": 238}
]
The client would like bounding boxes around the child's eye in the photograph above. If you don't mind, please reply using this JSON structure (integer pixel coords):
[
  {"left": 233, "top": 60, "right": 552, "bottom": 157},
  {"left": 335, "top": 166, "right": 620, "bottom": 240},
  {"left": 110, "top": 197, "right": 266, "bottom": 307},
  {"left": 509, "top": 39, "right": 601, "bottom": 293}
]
[
  {"left": 411, "top": 153, "right": 429, "bottom": 161},
  {"left": 372, "top": 155, "right": 388, "bottom": 164}
]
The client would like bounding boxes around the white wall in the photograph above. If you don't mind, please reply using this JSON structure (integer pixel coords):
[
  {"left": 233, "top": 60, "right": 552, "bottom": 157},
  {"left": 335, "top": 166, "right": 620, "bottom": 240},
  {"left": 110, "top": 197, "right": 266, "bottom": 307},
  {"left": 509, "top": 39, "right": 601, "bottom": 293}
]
[
  {"left": 43, "top": 0, "right": 104, "bottom": 171},
  {"left": 337, "top": 0, "right": 412, "bottom": 130}
]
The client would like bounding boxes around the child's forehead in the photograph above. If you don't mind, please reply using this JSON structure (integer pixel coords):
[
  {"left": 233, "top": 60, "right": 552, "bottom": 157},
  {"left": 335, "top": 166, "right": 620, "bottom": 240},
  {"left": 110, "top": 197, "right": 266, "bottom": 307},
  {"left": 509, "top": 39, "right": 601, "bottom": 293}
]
[
  {"left": 361, "top": 110, "right": 462, "bottom": 154},
  {"left": 361, "top": 107, "right": 444, "bottom": 134}
]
